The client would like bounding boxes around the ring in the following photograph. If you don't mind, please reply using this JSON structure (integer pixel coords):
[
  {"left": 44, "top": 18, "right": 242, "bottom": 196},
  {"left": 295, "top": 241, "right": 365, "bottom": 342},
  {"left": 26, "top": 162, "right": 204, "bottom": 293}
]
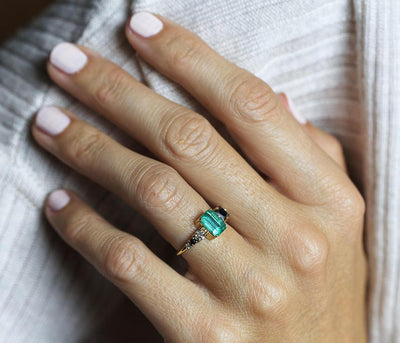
[{"left": 176, "top": 206, "right": 229, "bottom": 256}]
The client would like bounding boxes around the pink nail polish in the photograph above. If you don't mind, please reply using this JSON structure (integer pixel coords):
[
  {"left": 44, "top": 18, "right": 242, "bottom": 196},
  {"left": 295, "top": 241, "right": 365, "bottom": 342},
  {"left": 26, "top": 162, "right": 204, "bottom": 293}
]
[
  {"left": 48, "top": 190, "right": 70, "bottom": 211},
  {"left": 50, "top": 42, "right": 88, "bottom": 74},
  {"left": 35, "top": 106, "right": 71, "bottom": 136},
  {"left": 129, "top": 12, "right": 163, "bottom": 38}
]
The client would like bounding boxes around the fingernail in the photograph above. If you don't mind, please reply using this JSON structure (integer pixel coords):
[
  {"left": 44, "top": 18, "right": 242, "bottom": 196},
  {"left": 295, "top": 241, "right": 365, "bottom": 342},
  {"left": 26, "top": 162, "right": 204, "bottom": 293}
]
[
  {"left": 285, "top": 95, "right": 307, "bottom": 125},
  {"left": 50, "top": 42, "right": 88, "bottom": 74},
  {"left": 35, "top": 106, "right": 71, "bottom": 136},
  {"left": 48, "top": 190, "right": 70, "bottom": 211},
  {"left": 129, "top": 12, "right": 163, "bottom": 38}
]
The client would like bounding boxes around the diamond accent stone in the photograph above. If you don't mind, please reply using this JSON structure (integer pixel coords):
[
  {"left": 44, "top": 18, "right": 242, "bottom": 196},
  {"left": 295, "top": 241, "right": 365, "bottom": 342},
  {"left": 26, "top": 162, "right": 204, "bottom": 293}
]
[{"left": 185, "top": 229, "right": 206, "bottom": 250}]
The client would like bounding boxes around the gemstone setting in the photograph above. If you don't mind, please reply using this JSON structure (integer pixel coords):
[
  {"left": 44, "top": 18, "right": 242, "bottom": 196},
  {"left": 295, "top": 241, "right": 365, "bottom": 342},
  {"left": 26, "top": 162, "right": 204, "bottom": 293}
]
[
  {"left": 177, "top": 206, "right": 229, "bottom": 255},
  {"left": 200, "top": 209, "right": 227, "bottom": 237}
]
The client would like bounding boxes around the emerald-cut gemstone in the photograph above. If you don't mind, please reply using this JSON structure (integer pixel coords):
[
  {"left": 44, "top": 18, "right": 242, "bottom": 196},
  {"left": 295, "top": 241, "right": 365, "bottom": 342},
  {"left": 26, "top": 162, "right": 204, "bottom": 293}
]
[{"left": 200, "top": 209, "right": 227, "bottom": 237}]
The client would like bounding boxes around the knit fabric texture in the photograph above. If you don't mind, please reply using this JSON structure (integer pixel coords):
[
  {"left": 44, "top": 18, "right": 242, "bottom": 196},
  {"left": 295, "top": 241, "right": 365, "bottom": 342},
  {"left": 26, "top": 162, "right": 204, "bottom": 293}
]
[{"left": 0, "top": 0, "right": 398, "bottom": 341}]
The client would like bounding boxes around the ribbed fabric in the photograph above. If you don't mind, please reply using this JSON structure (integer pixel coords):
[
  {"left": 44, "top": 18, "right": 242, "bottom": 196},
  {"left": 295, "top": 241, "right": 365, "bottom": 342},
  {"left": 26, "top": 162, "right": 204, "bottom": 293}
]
[
  {"left": 353, "top": 1, "right": 400, "bottom": 342},
  {"left": 0, "top": 0, "right": 398, "bottom": 341}
]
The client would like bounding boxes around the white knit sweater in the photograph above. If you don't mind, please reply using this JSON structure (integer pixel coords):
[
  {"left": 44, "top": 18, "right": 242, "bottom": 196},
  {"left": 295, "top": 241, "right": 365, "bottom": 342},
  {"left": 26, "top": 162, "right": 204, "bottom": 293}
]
[{"left": 0, "top": 0, "right": 398, "bottom": 341}]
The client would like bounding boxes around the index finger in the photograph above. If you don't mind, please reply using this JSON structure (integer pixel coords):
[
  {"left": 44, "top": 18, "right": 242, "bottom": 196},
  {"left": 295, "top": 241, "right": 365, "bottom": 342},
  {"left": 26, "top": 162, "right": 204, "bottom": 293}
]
[{"left": 126, "top": 12, "right": 352, "bottom": 206}]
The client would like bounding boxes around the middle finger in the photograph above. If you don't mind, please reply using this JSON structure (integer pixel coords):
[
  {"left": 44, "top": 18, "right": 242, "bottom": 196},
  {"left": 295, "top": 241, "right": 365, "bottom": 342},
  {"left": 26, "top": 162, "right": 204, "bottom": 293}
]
[{"left": 46, "top": 43, "right": 294, "bottom": 242}]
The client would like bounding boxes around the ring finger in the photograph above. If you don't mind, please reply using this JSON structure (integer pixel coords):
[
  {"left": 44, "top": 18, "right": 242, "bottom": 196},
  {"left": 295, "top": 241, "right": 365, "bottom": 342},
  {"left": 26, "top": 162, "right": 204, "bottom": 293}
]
[{"left": 32, "top": 106, "right": 252, "bottom": 291}]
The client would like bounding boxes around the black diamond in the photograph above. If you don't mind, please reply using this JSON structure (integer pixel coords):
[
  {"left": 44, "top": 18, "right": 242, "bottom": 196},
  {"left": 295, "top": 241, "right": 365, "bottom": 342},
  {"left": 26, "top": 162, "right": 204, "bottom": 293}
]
[
  {"left": 214, "top": 207, "right": 228, "bottom": 221},
  {"left": 189, "top": 238, "right": 197, "bottom": 245}
]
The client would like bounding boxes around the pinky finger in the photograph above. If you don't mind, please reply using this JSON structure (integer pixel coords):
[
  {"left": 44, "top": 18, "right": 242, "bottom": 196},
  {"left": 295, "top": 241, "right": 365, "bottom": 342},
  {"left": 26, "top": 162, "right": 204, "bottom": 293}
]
[
  {"left": 278, "top": 93, "right": 347, "bottom": 171},
  {"left": 45, "top": 189, "right": 207, "bottom": 341}
]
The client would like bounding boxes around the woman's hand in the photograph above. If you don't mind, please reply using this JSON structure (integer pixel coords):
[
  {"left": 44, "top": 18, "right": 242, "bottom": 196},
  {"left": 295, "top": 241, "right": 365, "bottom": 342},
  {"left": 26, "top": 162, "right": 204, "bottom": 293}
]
[{"left": 32, "top": 12, "right": 367, "bottom": 342}]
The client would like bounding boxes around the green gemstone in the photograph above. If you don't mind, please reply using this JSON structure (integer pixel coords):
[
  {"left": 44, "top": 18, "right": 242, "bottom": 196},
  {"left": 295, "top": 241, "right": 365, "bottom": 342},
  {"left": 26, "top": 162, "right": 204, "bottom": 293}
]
[{"left": 200, "top": 210, "right": 227, "bottom": 236}]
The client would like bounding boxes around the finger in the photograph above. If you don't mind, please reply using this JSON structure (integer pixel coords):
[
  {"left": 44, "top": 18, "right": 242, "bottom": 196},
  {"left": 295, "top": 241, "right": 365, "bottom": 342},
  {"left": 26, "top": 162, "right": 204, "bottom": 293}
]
[
  {"left": 125, "top": 12, "right": 352, "bottom": 205},
  {"left": 303, "top": 125, "right": 347, "bottom": 171},
  {"left": 46, "top": 42, "right": 293, "bottom": 242},
  {"left": 45, "top": 189, "right": 208, "bottom": 341},
  {"left": 278, "top": 93, "right": 347, "bottom": 171},
  {"left": 32, "top": 106, "right": 252, "bottom": 291}
]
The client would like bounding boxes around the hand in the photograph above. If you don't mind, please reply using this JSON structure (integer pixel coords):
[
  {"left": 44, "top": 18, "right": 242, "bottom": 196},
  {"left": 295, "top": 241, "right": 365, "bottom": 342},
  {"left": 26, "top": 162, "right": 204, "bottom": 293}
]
[{"left": 32, "top": 12, "right": 367, "bottom": 342}]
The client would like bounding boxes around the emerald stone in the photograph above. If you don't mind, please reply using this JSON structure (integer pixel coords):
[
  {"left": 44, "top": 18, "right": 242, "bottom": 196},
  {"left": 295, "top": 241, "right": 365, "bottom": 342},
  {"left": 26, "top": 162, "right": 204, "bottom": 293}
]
[{"left": 200, "top": 209, "right": 227, "bottom": 237}]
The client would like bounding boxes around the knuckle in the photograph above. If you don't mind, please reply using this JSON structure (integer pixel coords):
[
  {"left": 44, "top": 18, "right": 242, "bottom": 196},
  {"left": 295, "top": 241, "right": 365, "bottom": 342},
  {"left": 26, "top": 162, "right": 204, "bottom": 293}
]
[
  {"left": 102, "top": 235, "right": 145, "bottom": 282},
  {"left": 201, "top": 319, "right": 242, "bottom": 343},
  {"left": 246, "top": 270, "right": 289, "bottom": 318},
  {"left": 66, "top": 127, "right": 106, "bottom": 166},
  {"left": 291, "top": 229, "right": 329, "bottom": 276},
  {"left": 133, "top": 163, "right": 184, "bottom": 212},
  {"left": 327, "top": 182, "right": 366, "bottom": 225},
  {"left": 93, "top": 66, "right": 129, "bottom": 108},
  {"left": 165, "top": 33, "right": 204, "bottom": 69},
  {"left": 339, "top": 186, "right": 366, "bottom": 219},
  {"left": 228, "top": 74, "right": 280, "bottom": 124},
  {"left": 331, "top": 185, "right": 366, "bottom": 241},
  {"left": 162, "top": 112, "right": 216, "bottom": 161}
]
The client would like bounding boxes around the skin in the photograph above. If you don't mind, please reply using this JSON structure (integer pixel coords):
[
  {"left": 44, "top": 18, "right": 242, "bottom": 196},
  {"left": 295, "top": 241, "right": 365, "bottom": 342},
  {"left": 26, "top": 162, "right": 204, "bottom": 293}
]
[{"left": 31, "top": 13, "right": 367, "bottom": 343}]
